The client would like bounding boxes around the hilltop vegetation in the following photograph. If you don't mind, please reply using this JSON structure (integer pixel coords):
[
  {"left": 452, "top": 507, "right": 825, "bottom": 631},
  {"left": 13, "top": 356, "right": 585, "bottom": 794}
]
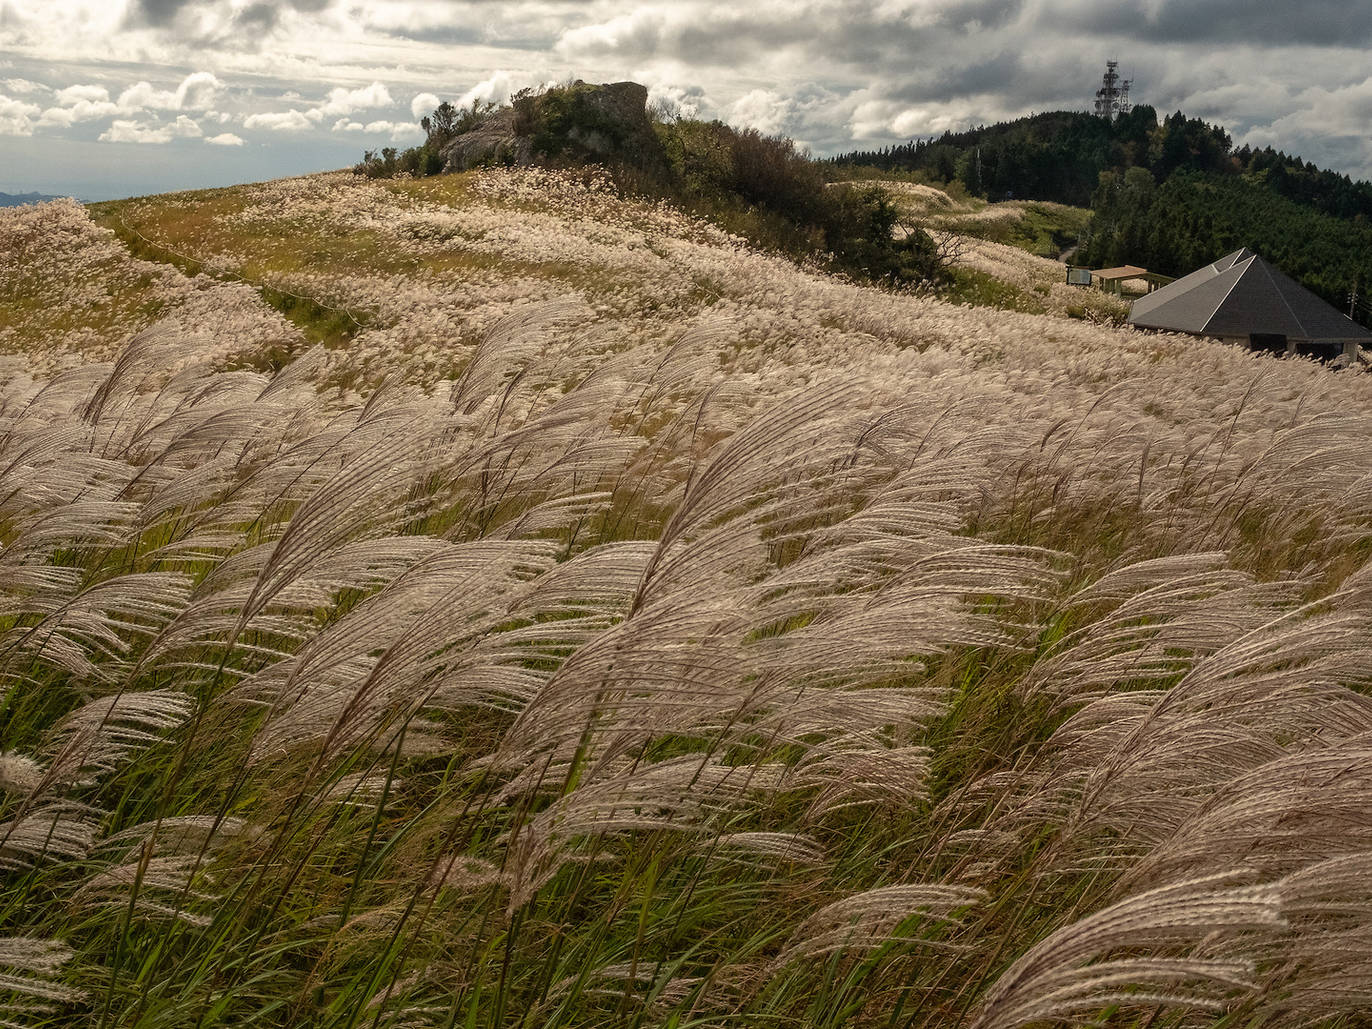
[
  {"left": 358, "top": 81, "right": 951, "bottom": 288},
  {"left": 5, "top": 163, "right": 1372, "bottom": 1028},
  {"left": 1081, "top": 168, "right": 1372, "bottom": 306},
  {"left": 836, "top": 107, "right": 1372, "bottom": 318}
]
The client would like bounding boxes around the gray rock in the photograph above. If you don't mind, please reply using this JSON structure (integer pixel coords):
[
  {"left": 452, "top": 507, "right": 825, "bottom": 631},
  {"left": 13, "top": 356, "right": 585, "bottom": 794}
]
[
  {"left": 439, "top": 80, "right": 656, "bottom": 173},
  {"left": 439, "top": 107, "right": 531, "bottom": 172}
]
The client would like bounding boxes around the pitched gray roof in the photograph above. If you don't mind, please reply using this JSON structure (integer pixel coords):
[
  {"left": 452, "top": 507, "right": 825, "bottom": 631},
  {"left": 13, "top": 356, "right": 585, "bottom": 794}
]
[{"left": 1129, "top": 248, "right": 1372, "bottom": 343}]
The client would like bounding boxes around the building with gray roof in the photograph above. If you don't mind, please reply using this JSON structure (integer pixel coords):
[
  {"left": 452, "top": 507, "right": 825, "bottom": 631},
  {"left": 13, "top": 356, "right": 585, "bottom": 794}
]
[{"left": 1128, "top": 248, "right": 1371, "bottom": 363}]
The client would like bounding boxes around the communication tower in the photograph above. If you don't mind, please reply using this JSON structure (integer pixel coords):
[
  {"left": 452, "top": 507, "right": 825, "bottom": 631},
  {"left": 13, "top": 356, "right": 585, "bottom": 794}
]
[{"left": 1094, "top": 60, "right": 1132, "bottom": 121}]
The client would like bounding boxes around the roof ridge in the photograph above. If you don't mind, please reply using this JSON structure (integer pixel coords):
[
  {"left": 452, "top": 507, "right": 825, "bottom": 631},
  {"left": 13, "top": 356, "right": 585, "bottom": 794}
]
[
  {"left": 1200, "top": 254, "right": 1253, "bottom": 330},
  {"left": 1256, "top": 257, "right": 1306, "bottom": 337}
]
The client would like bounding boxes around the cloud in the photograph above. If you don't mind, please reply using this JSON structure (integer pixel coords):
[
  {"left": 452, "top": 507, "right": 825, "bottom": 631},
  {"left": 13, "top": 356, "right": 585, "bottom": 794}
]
[
  {"left": 38, "top": 98, "right": 120, "bottom": 127},
  {"left": 124, "top": 0, "right": 336, "bottom": 41},
  {"left": 12, "top": 0, "right": 1372, "bottom": 188},
  {"left": 456, "top": 71, "right": 529, "bottom": 110},
  {"left": 243, "top": 109, "right": 313, "bottom": 132},
  {"left": 99, "top": 114, "right": 203, "bottom": 144},
  {"left": 366, "top": 119, "right": 423, "bottom": 142},
  {"left": 54, "top": 84, "right": 109, "bottom": 106},
  {"left": 175, "top": 71, "right": 223, "bottom": 110},
  {"left": 115, "top": 72, "right": 222, "bottom": 114},
  {"left": 1046, "top": 0, "right": 1372, "bottom": 47},
  {"left": 329, "top": 116, "right": 422, "bottom": 142},
  {"left": 0, "top": 93, "right": 41, "bottom": 136},
  {"left": 309, "top": 81, "right": 393, "bottom": 121},
  {"left": 204, "top": 131, "right": 244, "bottom": 145},
  {"left": 2, "top": 78, "right": 47, "bottom": 95},
  {"left": 244, "top": 81, "right": 396, "bottom": 135},
  {"left": 728, "top": 88, "right": 792, "bottom": 136},
  {"left": 411, "top": 91, "right": 440, "bottom": 119},
  {"left": 647, "top": 82, "right": 714, "bottom": 120}
]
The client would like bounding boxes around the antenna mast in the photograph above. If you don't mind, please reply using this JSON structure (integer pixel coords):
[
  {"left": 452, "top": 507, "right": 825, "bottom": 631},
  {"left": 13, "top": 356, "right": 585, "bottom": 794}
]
[{"left": 1094, "top": 60, "right": 1132, "bottom": 121}]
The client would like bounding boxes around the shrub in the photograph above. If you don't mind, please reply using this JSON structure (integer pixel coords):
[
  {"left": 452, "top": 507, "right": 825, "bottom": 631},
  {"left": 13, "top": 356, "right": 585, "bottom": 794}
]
[{"left": 359, "top": 90, "right": 954, "bottom": 287}]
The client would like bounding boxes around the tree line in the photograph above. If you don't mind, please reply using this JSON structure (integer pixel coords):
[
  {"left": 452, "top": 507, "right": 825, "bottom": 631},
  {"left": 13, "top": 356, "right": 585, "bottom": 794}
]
[{"left": 833, "top": 106, "right": 1372, "bottom": 321}]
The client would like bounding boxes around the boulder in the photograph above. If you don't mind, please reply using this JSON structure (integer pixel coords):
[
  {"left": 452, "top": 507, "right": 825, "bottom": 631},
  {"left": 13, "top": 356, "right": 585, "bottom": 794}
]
[
  {"left": 440, "top": 80, "right": 658, "bottom": 174},
  {"left": 439, "top": 107, "right": 531, "bottom": 172}
]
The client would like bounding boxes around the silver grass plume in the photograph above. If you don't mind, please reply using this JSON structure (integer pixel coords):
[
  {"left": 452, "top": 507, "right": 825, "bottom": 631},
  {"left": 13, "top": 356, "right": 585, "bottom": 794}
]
[
  {"left": 970, "top": 872, "right": 1283, "bottom": 1029},
  {"left": 771, "top": 883, "right": 984, "bottom": 966},
  {"left": 0, "top": 937, "right": 82, "bottom": 1027}
]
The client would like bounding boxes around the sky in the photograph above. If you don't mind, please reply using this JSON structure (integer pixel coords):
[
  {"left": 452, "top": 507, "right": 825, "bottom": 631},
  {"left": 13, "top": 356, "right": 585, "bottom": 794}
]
[{"left": 3, "top": 0, "right": 1372, "bottom": 201}]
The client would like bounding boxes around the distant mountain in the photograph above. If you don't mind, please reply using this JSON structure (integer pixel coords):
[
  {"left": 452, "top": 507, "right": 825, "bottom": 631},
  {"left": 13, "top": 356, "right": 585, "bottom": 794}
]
[{"left": 0, "top": 191, "right": 63, "bottom": 207}]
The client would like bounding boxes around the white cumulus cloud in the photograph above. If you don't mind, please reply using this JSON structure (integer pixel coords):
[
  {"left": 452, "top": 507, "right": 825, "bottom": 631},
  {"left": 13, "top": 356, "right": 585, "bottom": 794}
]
[
  {"left": 99, "top": 114, "right": 203, "bottom": 144},
  {"left": 311, "top": 81, "right": 393, "bottom": 121},
  {"left": 243, "top": 109, "right": 314, "bottom": 132},
  {"left": 2, "top": 78, "right": 47, "bottom": 96},
  {"left": 39, "top": 98, "right": 120, "bottom": 127},
  {"left": 205, "top": 132, "right": 245, "bottom": 146},
  {"left": 728, "top": 89, "right": 792, "bottom": 136},
  {"left": 647, "top": 82, "right": 714, "bottom": 120},
  {"left": 457, "top": 71, "right": 529, "bottom": 110},
  {"left": 175, "top": 72, "right": 223, "bottom": 110},
  {"left": 115, "top": 72, "right": 222, "bottom": 114},
  {"left": 410, "top": 92, "right": 440, "bottom": 119},
  {"left": 55, "top": 84, "right": 110, "bottom": 106},
  {"left": 0, "top": 94, "right": 41, "bottom": 136}
]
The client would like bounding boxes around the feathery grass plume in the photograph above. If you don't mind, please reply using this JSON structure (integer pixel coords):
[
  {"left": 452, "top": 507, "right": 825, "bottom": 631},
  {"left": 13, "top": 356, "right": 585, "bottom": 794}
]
[
  {"left": 1020, "top": 553, "right": 1302, "bottom": 706},
  {"left": 236, "top": 405, "right": 449, "bottom": 624},
  {"left": 633, "top": 381, "right": 871, "bottom": 600},
  {"left": 1253, "top": 851, "right": 1372, "bottom": 1022},
  {"left": 0, "top": 754, "right": 43, "bottom": 798},
  {"left": 443, "top": 379, "right": 643, "bottom": 540},
  {"left": 502, "top": 755, "right": 786, "bottom": 910},
  {"left": 79, "top": 323, "right": 179, "bottom": 432},
  {"left": 542, "top": 960, "right": 704, "bottom": 1012},
  {"left": 44, "top": 689, "right": 196, "bottom": 786},
  {"left": 75, "top": 855, "right": 218, "bottom": 927},
  {"left": 1120, "top": 743, "right": 1372, "bottom": 888},
  {"left": 241, "top": 538, "right": 559, "bottom": 761},
  {"left": 448, "top": 299, "right": 594, "bottom": 414},
  {"left": 795, "top": 744, "right": 931, "bottom": 819},
  {"left": 14, "top": 162, "right": 1372, "bottom": 1028},
  {"left": 1012, "top": 603, "right": 1372, "bottom": 860},
  {"left": 772, "top": 883, "right": 984, "bottom": 966},
  {"left": 425, "top": 540, "right": 656, "bottom": 715},
  {"left": 969, "top": 872, "right": 1282, "bottom": 1029},
  {"left": 0, "top": 937, "right": 82, "bottom": 1026},
  {"left": 0, "top": 803, "right": 99, "bottom": 870},
  {"left": 707, "top": 831, "right": 826, "bottom": 866},
  {"left": 0, "top": 571, "right": 192, "bottom": 686}
]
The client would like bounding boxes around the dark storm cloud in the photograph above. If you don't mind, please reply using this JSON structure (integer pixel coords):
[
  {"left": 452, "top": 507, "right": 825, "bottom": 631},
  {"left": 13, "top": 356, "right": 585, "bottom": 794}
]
[
  {"left": 932, "top": 0, "right": 1026, "bottom": 32},
  {"left": 883, "top": 52, "right": 1035, "bottom": 105},
  {"left": 11, "top": 0, "right": 1372, "bottom": 193},
  {"left": 126, "top": 0, "right": 333, "bottom": 32},
  {"left": 556, "top": 2, "right": 1031, "bottom": 76},
  {"left": 1049, "top": 0, "right": 1372, "bottom": 47}
]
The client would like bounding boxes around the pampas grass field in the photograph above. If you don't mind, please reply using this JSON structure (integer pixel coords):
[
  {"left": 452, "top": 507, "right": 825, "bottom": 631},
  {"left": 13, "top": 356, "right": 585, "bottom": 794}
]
[{"left": 4, "top": 168, "right": 1372, "bottom": 1027}]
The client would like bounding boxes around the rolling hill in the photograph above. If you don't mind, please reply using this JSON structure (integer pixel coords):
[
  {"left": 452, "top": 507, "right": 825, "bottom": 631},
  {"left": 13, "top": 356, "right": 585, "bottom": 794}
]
[{"left": 3, "top": 168, "right": 1372, "bottom": 1028}]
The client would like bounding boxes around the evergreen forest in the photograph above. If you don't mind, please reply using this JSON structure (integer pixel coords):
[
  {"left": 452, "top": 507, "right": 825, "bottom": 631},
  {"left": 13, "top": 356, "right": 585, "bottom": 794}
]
[{"left": 834, "top": 107, "right": 1372, "bottom": 322}]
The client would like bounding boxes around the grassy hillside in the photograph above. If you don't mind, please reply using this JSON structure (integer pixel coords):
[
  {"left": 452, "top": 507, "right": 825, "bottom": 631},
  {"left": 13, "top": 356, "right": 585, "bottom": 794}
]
[
  {"left": 3, "top": 170, "right": 1372, "bottom": 1028},
  {"left": 878, "top": 183, "right": 1118, "bottom": 319}
]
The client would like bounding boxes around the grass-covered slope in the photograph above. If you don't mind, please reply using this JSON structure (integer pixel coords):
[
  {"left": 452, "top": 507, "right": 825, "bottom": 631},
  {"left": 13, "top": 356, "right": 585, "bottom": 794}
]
[
  {"left": 879, "top": 183, "right": 1121, "bottom": 320},
  {"left": 3, "top": 170, "right": 1372, "bottom": 1028}
]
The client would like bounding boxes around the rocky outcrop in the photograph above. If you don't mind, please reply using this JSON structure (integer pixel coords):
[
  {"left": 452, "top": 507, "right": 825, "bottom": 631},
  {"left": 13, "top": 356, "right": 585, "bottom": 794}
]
[
  {"left": 440, "top": 81, "right": 658, "bottom": 174},
  {"left": 439, "top": 107, "right": 531, "bottom": 172}
]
